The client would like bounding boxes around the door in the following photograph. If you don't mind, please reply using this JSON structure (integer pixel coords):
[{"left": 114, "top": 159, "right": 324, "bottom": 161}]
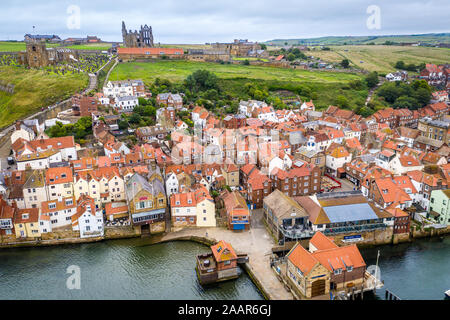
[
  {"left": 141, "top": 224, "right": 150, "bottom": 234},
  {"left": 311, "top": 279, "right": 326, "bottom": 297}
]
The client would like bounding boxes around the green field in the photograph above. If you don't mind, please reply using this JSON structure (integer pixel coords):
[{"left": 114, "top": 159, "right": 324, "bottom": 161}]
[
  {"left": 0, "top": 41, "right": 60, "bottom": 52},
  {"left": 110, "top": 60, "right": 361, "bottom": 83},
  {"left": 64, "top": 43, "right": 113, "bottom": 51},
  {"left": 0, "top": 41, "right": 112, "bottom": 52},
  {"left": 309, "top": 45, "right": 450, "bottom": 73},
  {"left": 109, "top": 60, "right": 367, "bottom": 111},
  {"left": 0, "top": 66, "right": 88, "bottom": 128},
  {"left": 266, "top": 33, "right": 450, "bottom": 46}
]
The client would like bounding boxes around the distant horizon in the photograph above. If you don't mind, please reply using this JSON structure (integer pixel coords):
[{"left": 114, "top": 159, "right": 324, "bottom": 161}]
[
  {"left": 2, "top": 31, "right": 450, "bottom": 44},
  {"left": 1, "top": 0, "right": 450, "bottom": 43}
]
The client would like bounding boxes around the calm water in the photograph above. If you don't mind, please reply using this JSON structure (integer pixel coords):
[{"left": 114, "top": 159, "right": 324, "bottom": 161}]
[
  {"left": 361, "top": 236, "right": 450, "bottom": 300},
  {"left": 0, "top": 239, "right": 263, "bottom": 300}
]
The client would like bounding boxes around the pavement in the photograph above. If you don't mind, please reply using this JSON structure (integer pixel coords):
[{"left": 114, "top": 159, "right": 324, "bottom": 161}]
[{"left": 160, "top": 208, "right": 294, "bottom": 300}]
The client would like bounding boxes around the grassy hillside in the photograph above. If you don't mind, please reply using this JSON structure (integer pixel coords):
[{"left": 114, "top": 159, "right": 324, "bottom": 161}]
[
  {"left": 110, "top": 60, "right": 361, "bottom": 83},
  {"left": 266, "top": 33, "right": 450, "bottom": 46},
  {"left": 0, "top": 66, "right": 88, "bottom": 128},
  {"left": 309, "top": 45, "right": 450, "bottom": 74},
  {"left": 109, "top": 60, "right": 367, "bottom": 111}
]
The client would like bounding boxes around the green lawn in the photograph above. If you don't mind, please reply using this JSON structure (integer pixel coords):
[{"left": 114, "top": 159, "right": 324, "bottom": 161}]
[
  {"left": 110, "top": 60, "right": 362, "bottom": 84},
  {"left": 0, "top": 66, "right": 88, "bottom": 128},
  {"left": 233, "top": 57, "right": 270, "bottom": 62},
  {"left": 110, "top": 60, "right": 367, "bottom": 111},
  {"left": 0, "top": 41, "right": 112, "bottom": 52},
  {"left": 0, "top": 41, "right": 59, "bottom": 52},
  {"left": 64, "top": 43, "right": 113, "bottom": 51}
]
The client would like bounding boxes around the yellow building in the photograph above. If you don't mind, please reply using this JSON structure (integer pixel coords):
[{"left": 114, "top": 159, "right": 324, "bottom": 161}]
[
  {"left": 126, "top": 172, "right": 167, "bottom": 234},
  {"left": 14, "top": 208, "right": 41, "bottom": 239}
]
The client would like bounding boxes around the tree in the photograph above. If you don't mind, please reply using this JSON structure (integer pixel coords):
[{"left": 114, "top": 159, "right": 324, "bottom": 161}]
[
  {"left": 393, "top": 96, "right": 419, "bottom": 109},
  {"left": 184, "top": 69, "right": 219, "bottom": 93},
  {"left": 395, "top": 61, "right": 406, "bottom": 70},
  {"left": 335, "top": 95, "right": 350, "bottom": 108},
  {"left": 413, "top": 87, "right": 432, "bottom": 107},
  {"left": 241, "top": 59, "right": 250, "bottom": 65},
  {"left": 287, "top": 53, "right": 296, "bottom": 62},
  {"left": 138, "top": 97, "right": 149, "bottom": 106},
  {"left": 260, "top": 44, "right": 267, "bottom": 50},
  {"left": 365, "top": 71, "right": 379, "bottom": 88},
  {"left": 340, "top": 59, "right": 350, "bottom": 68}
]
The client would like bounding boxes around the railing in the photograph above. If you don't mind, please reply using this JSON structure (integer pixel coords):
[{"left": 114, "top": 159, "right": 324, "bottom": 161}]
[
  {"left": 323, "top": 223, "right": 386, "bottom": 235},
  {"left": 279, "top": 226, "right": 315, "bottom": 239}
]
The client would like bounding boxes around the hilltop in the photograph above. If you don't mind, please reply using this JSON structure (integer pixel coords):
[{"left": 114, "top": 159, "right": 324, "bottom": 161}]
[{"left": 266, "top": 33, "right": 450, "bottom": 46}]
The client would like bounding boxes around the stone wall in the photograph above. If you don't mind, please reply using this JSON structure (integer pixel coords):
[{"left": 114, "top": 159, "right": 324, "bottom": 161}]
[{"left": 330, "top": 228, "right": 394, "bottom": 248}]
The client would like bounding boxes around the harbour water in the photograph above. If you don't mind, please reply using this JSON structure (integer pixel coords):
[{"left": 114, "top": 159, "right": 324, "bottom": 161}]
[
  {"left": 361, "top": 236, "right": 450, "bottom": 300},
  {"left": 0, "top": 236, "right": 448, "bottom": 300},
  {"left": 0, "top": 239, "right": 263, "bottom": 300}
]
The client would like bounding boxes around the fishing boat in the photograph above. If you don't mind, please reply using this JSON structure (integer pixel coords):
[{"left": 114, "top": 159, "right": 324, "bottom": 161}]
[{"left": 445, "top": 289, "right": 450, "bottom": 298}]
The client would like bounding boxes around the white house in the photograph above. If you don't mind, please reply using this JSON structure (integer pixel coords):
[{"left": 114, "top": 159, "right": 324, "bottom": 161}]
[
  {"left": 114, "top": 96, "right": 139, "bottom": 112},
  {"left": 16, "top": 150, "right": 62, "bottom": 171},
  {"left": 325, "top": 145, "right": 352, "bottom": 177},
  {"left": 165, "top": 172, "right": 179, "bottom": 198},
  {"left": 41, "top": 196, "right": 77, "bottom": 229},
  {"left": 11, "top": 121, "right": 36, "bottom": 145},
  {"left": 38, "top": 214, "right": 52, "bottom": 234},
  {"left": 103, "top": 80, "right": 145, "bottom": 99},
  {"left": 71, "top": 195, "right": 104, "bottom": 238}
]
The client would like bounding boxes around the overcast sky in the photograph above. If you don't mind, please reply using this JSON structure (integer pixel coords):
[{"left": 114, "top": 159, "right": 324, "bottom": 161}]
[{"left": 1, "top": 0, "right": 449, "bottom": 43}]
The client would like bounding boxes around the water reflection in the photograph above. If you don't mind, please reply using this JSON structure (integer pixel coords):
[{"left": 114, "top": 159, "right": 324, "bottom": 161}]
[{"left": 0, "top": 239, "right": 263, "bottom": 300}]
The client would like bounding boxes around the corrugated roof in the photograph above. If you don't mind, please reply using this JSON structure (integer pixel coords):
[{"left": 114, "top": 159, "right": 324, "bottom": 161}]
[{"left": 322, "top": 203, "right": 379, "bottom": 223}]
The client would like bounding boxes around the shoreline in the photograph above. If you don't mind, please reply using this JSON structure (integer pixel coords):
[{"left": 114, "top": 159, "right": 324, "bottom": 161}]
[
  {"left": 1, "top": 225, "right": 449, "bottom": 250},
  {"left": 2, "top": 229, "right": 449, "bottom": 301}
]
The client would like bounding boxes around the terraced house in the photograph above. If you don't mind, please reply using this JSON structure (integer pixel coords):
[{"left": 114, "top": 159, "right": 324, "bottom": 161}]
[
  {"left": 170, "top": 186, "right": 216, "bottom": 228},
  {"left": 14, "top": 208, "right": 41, "bottom": 239},
  {"left": 22, "top": 169, "right": 47, "bottom": 209},
  {"left": 41, "top": 196, "right": 76, "bottom": 229},
  {"left": 45, "top": 167, "right": 74, "bottom": 201},
  {"left": 73, "top": 167, "right": 125, "bottom": 209},
  {"left": 428, "top": 189, "right": 450, "bottom": 226},
  {"left": 126, "top": 173, "right": 167, "bottom": 234}
]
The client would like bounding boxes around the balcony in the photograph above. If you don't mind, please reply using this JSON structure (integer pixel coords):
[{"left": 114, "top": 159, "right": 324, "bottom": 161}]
[
  {"left": 279, "top": 224, "right": 315, "bottom": 240},
  {"left": 323, "top": 223, "right": 386, "bottom": 235}
]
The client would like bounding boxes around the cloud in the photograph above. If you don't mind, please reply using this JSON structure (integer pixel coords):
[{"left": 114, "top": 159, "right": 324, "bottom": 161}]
[{"left": 0, "top": 0, "right": 449, "bottom": 43}]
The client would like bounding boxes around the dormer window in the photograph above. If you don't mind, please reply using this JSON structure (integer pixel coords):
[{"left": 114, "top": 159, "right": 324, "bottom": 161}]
[
  {"left": 334, "top": 268, "right": 342, "bottom": 275},
  {"left": 22, "top": 213, "right": 29, "bottom": 220}
]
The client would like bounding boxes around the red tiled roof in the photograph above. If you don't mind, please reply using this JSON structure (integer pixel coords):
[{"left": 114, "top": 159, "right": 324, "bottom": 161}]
[{"left": 118, "top": 47, "right": 184, "bottom": 55}]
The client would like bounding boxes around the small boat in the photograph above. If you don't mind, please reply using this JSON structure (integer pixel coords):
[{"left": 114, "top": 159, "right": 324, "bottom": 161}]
[{"left": 445, "top": 290, "right": 450, "bottom": 298}]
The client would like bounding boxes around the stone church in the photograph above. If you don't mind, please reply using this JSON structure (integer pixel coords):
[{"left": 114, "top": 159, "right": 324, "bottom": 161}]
[
  {"left": 122, "top": 21, "right": 154, "bottom": 48},
  {"left": 18, "top": 41, "right": 79, "bottom": 68}
]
